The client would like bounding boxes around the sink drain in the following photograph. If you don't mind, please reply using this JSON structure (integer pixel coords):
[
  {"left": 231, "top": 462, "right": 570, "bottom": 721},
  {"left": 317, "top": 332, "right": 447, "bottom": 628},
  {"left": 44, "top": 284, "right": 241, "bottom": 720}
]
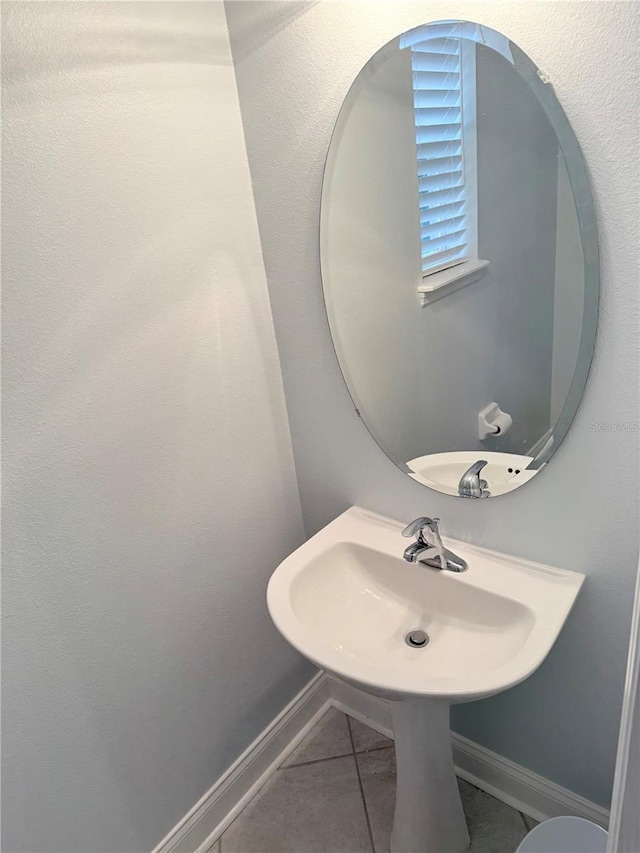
[{"left": 405, "top": 629, "right": 429, "bottom": 648}]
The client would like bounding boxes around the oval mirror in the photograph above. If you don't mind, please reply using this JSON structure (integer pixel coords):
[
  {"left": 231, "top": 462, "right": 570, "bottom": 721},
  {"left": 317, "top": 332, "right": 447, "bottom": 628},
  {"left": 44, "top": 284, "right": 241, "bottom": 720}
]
[{"left": 320, "top": 20, "right": 598, "bottom": 498}]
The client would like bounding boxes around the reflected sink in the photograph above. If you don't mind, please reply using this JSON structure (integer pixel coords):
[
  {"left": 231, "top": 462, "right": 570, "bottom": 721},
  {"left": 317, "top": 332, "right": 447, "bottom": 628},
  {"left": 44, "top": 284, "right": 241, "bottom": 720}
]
[
  {"left": 267, "top": 507, "right": 584, "bottom": 853},
  {"left": 407, "top": 450, "right": 538, "bottom": 496}
]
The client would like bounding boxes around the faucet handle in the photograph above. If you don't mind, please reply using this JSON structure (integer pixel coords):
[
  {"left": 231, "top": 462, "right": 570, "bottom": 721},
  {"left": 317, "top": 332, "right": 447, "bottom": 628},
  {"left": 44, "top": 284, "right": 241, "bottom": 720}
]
[
  {"left": 401, "top": 516, "right": 440, "bottom": 539},
  {"left": 467, "top": 460, "right": 488, "bottom": 476},
  {"left": 458, "top": 459, "right": 490, "bottom": 498}
]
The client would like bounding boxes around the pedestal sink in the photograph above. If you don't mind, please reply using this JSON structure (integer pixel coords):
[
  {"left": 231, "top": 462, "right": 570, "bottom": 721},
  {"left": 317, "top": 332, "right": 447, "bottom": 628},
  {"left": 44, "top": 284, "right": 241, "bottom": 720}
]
[{"left": 267, "top": 507, "right": 584, "bottom": 853}]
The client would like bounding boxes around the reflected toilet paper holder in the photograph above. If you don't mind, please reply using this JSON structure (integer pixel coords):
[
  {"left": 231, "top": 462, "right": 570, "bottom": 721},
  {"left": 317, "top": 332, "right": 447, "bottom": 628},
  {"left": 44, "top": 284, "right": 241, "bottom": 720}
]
[{"left": 478, "top": 402, "right": 513, "bottom": 440}]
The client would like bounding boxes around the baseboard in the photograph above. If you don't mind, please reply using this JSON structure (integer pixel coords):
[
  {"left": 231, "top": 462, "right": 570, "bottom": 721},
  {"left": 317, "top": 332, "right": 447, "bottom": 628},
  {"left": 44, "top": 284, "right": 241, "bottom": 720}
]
[
  {"left": 153, "top": 670, "right": 609, "bottom": 853},
  {"left": 452, "top": 732, "right": 609, "bottom": 828},
  {"left": 151, "top": 671, "right": 330, "bottom": 853},
  {"left": 327, "top": 673, "right": 393, "bottom": 738},
  {"left": 327, "top": 676, "right": 609, "bottom": 829}
]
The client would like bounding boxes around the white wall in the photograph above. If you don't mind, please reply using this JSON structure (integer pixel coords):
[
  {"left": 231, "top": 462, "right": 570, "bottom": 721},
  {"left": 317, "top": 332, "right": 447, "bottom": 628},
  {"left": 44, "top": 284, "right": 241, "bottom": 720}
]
[
  {"left": 226, "top": 0, "right": 640, "bottom": 808},
  {"left": 1, "top": 3, "right": 313, "bottom": 851},
  {"left": 474, "top": 43, "right": 558, "bottom": 455},
  {"left": 322, "top": 45, "right": 426, "bottom": 464}
]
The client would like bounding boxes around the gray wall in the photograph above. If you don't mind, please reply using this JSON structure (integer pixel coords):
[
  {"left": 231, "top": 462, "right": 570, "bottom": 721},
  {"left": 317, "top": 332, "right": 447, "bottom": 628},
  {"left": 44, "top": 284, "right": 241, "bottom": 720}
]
[
  {"left": 322, "top": 45, "right": 426, "bottom": 464},
  {"left": 475, "top": 43, "right": 557, "bottom": 454},
  {"left": 1, "top": 3, "right": 312, "bottom": 851},
  {"left": 408, "top": 41, "right": 560, "bottom": 457},
  {"left": 226, "top": 0, "right": 639, "bottom": 808}
]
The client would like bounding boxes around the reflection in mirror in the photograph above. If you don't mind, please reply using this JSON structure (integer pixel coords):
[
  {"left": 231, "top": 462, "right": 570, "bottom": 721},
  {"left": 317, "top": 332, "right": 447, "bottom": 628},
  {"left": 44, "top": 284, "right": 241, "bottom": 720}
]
[{"left": 321, "top": 20, "right": 598, "bottom": 498}]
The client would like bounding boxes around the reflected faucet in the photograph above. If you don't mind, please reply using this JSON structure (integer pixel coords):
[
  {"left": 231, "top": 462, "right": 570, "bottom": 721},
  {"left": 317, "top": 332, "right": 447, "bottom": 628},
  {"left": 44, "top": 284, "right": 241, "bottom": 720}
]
[
  {"left": 458, "top": 460, "right": 490, "bottom": 498},
  {"left": 401, "top": 517, "right": 468, "bottom": 573}
]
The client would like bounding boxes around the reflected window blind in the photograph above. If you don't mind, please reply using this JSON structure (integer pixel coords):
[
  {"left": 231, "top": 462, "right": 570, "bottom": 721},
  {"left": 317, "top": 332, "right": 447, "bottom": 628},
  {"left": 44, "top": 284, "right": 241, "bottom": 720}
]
[{"left": 409, "top": 38, "right": 469, "bottom": 275}]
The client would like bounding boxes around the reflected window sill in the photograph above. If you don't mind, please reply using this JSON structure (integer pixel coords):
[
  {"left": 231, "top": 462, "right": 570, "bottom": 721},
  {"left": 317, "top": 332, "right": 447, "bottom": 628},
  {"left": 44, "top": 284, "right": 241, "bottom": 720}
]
[{"left": 418, "top": 259, "right": 490, "bottom": 307}]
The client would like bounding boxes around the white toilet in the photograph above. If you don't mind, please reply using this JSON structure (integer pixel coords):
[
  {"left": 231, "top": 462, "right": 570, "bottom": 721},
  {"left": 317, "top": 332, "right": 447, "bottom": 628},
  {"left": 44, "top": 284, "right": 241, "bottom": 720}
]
[{"left": 515, "top": 816, "right": 607, "bottom": 853}]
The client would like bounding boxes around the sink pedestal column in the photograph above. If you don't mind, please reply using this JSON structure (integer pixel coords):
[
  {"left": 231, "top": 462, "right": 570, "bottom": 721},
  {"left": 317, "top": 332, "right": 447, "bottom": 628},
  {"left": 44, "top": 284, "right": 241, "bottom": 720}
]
[{"left": 389, "top": 697, "right": 469, "bottom": 853}]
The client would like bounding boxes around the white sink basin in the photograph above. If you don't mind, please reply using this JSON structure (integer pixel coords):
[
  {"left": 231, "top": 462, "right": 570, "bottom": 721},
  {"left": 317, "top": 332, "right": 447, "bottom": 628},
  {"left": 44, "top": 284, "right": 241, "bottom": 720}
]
[
  {"left": 268, "top": 506, "right": 583, "bottom": 703},
  {"left": 407, "top": 450, "right": 537, "bottom": 496},
  {"left": 267, "top": 507, "right": 584, "bottom": 853}
]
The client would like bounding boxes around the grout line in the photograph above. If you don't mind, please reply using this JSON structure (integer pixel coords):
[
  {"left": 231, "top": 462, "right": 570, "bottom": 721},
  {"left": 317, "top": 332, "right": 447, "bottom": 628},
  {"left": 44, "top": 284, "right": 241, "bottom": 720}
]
[
  {"left": 347, "top": 716, "right": 377, "bottom": 853},
  {"left": 284, "top": 750, "right": 355, "bottom": 769},
  {"left": 343, "top": 713, "right": 392, "bottom": 756},
  {"left": 346, "top": 714, "right": 357, "bottom": 755},
  {"left": 354, "top": 744, "right": 394, "bottom": 757},
  {"left": 345, "top": 714, "right": 358, "bottom": 757}
]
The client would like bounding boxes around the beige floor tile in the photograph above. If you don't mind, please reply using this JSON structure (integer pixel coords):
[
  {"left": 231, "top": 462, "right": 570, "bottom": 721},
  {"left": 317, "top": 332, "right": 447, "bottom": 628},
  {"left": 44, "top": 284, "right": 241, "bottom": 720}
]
[
  {"left": 357, "top": 748, "right": 529, "bottom": 853},
  {"left": 521, "top": 813, "right": 540, "bottom": 832},
  {"left": 348, "top": 717, "right": 393, "bottom": 754},
  {"left": 221, "top": 755, "right": 372, "bottom": 853},
  {"left": 355, "top": 747, "right": 396, "bottom": 853},
  {"left": 283, "top": 708, "right": 352, "bottom": 767},
  {"left": 459, "top": 779, "right": 528, "bottom": 853}
]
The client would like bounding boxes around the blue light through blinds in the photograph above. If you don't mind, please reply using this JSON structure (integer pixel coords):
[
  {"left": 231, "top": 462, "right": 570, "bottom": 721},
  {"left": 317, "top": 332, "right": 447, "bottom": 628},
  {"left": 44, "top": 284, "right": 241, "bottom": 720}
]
[{"left": 407, "top": 37, "right": 469, "bottom": 275}]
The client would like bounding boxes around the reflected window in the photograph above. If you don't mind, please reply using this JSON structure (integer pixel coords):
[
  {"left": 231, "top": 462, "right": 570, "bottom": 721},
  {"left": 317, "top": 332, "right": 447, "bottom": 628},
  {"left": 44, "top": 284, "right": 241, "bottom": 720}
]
[{"left": 402, "top": 34, "right": 478, "bottom": 277}]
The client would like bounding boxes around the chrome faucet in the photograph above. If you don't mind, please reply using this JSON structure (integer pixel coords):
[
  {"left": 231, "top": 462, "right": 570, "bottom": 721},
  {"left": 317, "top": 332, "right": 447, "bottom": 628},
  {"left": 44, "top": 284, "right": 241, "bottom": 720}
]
[
  {"left": 401, "top": 517, "right": 468, "bottom": 573},
  {"left": 458, "top": 459, "right": 490, "bottom": 498}
]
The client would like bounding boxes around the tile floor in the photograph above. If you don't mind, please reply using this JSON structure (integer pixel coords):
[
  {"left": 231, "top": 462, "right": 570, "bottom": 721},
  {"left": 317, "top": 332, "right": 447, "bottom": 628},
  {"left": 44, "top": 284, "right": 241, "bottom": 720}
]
[{"left": 216, "top": 708, "right": 538, "bottom": 853}]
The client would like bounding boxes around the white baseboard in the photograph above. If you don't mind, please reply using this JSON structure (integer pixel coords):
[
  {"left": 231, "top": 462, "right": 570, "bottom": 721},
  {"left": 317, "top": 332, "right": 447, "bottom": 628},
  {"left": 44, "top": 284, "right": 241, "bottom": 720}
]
[
  {"left": 152, "top": 671, "right": 609, "bottom": 853},
  {"left": 452, "top": 732, "right": 609, "bottom": 828},
  {"left": 327, "top": 673, "right": 393, "bottom": 738},
  {"left": 327, "top": 675, "right": 609, "bottom": 830},
  {"left": 151, "top": 671, "right": 330, "bottom": 853}
]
